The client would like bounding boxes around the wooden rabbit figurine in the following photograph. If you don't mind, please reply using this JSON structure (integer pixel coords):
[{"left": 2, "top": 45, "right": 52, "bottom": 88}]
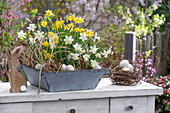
[{"left": 5, "top": 46, "right": 27, "bottom": 93}]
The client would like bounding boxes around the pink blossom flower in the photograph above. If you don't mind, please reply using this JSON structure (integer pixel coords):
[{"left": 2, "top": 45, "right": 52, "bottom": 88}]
[
  {"left": 147, "top": 67, "right": 152, "bottom": 70},
  {"left": 147, "top": 62, "right": 152, "bottom": 66},
  {"left": 23, "top": 8, "right": 27, "bottom": 11},
  {"left": 163, "top": 100, "right": 167, "bottom": 105},
  {"left": 19, "top": 14, "right": 22, "bottom": 18},
  {"left": 163, "top": 89, "right": 168, "bottom": 95},
  {"left": 37, "top": 16, "right": 42, "bottom": 20},
  {"left": 102, "top": 20, "right": 106, "bottom": 25},
  {"left": 0, "top": 74, "right": 4, "bottom": 77},
  {"left": 151, "top": 68, "right": 156, "bottom": 74},
  {"left": 139, "top": 59, "right": 143, "bottom": 63},
  {"left": 148, "top": 59, "right": 152, "bottom": 62},
  {"left": 14, "top": 15, "right": 18, "bottom": 20}
]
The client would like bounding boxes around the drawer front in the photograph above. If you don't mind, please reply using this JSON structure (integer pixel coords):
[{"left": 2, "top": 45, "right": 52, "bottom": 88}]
[
  {"left": 0, "top": 103, "right": 33, "bottom": 113},
  {"left": 33, "top": 98, "right": 109, "bottom": 113},
  {"left": 111, "top": 97, "right": 148, "bottom": 113}
]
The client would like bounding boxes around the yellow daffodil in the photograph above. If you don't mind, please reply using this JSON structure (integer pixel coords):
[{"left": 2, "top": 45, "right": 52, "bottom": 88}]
[
  {"left": 67, "top": 14, "right": 75, "bottom": 21},
  {"left": 78, "top": 17, "right": 84, "bottom": 23},
  {"left": 48, "top": 32, "right": 54, "bottom": 37},
  {"left": 88, "top": 31, "right": 94, "bottom": 37},
  {"left": 74, "top": 27, "right": 81, "bottom": 32},
  {"left": 55, "top": 20, "right": 64, "bottom": 29},
  {"left": 68, "top": 23, "right": 74, "bottom": 29},
  {"left": 54, "top": 40, "right": 58, "bottom": 45},
  {"left": 64, "top": 25, "right": 69, "bottom": 30},
  {"left": 54, "top": 35, "right": 59, "bottom": 40},
  {"left": 45, "top": 10, "right": 53, "bottom": 16},
  {"left": 41, "top": 21, "right": 47, "bottom": 27},
  {"left": 74, "top": 17, "right": 79, "bottom": 23},
  {"left": 80, "top": 28, "right": 86, "bottom": 33},
  {"left": 42, "top": 41, "right": 49, "bottom": 47},
  {"left": 86, "top": 30, "right": 94, "bottom": 37}
]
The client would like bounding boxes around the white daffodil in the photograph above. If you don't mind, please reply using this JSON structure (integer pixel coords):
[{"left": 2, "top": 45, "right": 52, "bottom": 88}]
[
  {"left": 102, "top": 50, "right": 109, "bottom": 58},
  {"left": 34, "top": 30, "right": 44, "bottom": 40},
  {"left": 70, "top": 53, "right": 79, "bottom": 60},
  {"left": 64, "top": 36, "right": 74, "bottom": 45},
  {"left": 79, "top": 33, "right": 87, "bottom": 41},
  {"left": 107, "top": 46, "right": 112, "bottom": 54},
  {"left": 67, "top": 55, "right": 71, "bottom": 60},
  {"left": 73, "top": 43, "right": 82, "bottom": 51},
  {"left": 90, "top": 45, "right": 98, "bottom": 54},
  {"left": 91, "top": 60, "right": 99, "bottom": 68},
  {"left": 80, "top": 49, "right": 86, "bottom": 54},
  {"left": 94, "top": 33, "right": 100, "bottom": 41},
  {"left": 49, "top": 41, "right": 56, "bottom": 49},
  {"left": 17, "top": 30, "right": 26, "bottom": 39},
  {"left": 83, "top": 54, "right": 90, "bottom": 61},
  {"left": 95, "top": 53, "right": 101, "bottom": 58},
  {"left": 29, "top": 37, "right": 36, "bottom": 44},
  {"left": 27, "top": 24, "right": 36, "bottom": 31}
]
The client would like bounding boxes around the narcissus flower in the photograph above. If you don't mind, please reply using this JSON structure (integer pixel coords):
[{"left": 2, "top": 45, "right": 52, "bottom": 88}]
[
  {"left": 56, "top": 20, "right": 64, "bottom": 29},
  {"left": 49, "top": 41, "right": 56, "bottom": 49},
  {"left": 73, "top": 43, "right": 82, "bottom": 51},
  {"left": 78, "top": 17, "right": 84, "bottom": 23},
  {"left": 74, "top": 27, "right": 81, "bottom": 32},
  {"left": 41, "top": 21, "right": 47, "bottom": 27},
  {"left": 27, "top": 24, "right": 36, "bottom": 31},
  {"left": 86, "top": 30, "right": 94, "bottom": 37},
  {"left": 67, "top": 14, "right": 75, "bottom": 21},
  {"left": 48, "top": 32, "right": 54, "bottom": 39},
  {"left": 91, "top": 60, "right": 99, "bottom": 67},
  {"left": 64, "top": 36, "right": 74, "bottom": 45},
  {"left": 102, "top": 50, "right": 109, "bottom": 58},
  {"left": 90, "top": 45, "right": 98, "bottom": 54},
  {"left": 42, "top": 41, "right": 49, "bottom": 47},
  {"left": 79, "top": 33, "right": 87, "bottom": 41},
  {"left": 17, "top": 30, "right": 26, "bottom": 39},
  {"left": 83, "top": 54, "right": 90, "bottom": 61},
  {"left": 95, "top": 53, "right": 101, "bottom": 58},
  {"left": 54, "top": 40, "right": 59, "bottom": 45},
  {"left": 70, "top": 53, "right": 79, "bottom": 60},
  {"left": 34, "top": 30, "right": 44, "bottom": 40},
  {"left": 94, "top": 33, "right": 100, "bottom": 41},
  {"left": 64, "top": 25, "right": 69, "bottom": 30},
  {"left": 45, "top": 10, "right": 53, "bottom": 16}
]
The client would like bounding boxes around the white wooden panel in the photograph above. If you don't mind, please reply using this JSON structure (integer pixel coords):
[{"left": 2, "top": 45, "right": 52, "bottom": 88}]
[
  {"left": 147, "top": 96, "right": 155, "bottom": 113},
  {"left": 33, "top": 98, "right": 109, "bottom": 113},
  {"left": 111, "top": 97, "right": 148, "bottom": 113},
  {"left": 0, "top": 79, "right": 163, "bottom": 103},
  {"left": 0, "top": 103, "right": 33, "bottom": 113}
]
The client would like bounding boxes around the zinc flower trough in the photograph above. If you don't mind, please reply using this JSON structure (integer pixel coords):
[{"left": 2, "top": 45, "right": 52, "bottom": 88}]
[{"left": 21, "top": 65, "right": 110, "bottom": 92}]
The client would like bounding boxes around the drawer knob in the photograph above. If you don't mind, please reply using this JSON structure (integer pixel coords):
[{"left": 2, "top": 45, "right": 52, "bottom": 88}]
[
  {"left": 70, "top": 109, "right": 76, "bottom": 113},
  {"left": 126, "top": 105, "right": 133, "bottom": 111}
]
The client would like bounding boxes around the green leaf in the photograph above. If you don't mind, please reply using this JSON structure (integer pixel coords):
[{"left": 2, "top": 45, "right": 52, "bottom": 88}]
[
  {"left": 21, "top": 21, "right": 23, "bottom": 27},
  {"left": 146, "top": 50, "right": 151, "bottom": 57}
]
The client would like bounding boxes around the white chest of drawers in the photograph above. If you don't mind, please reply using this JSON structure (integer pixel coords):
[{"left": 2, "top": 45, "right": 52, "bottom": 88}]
[{"left": 0, "top": 78, "right": 162, "bottom": 113}]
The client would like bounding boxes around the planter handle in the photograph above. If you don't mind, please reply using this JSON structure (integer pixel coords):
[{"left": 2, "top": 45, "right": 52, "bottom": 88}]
[
  {"left": 70, "top": 109, "right": 76, "bottom": 113},
  {"left": 17, "top": 64, "right": 23, "bottom": 71}
]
